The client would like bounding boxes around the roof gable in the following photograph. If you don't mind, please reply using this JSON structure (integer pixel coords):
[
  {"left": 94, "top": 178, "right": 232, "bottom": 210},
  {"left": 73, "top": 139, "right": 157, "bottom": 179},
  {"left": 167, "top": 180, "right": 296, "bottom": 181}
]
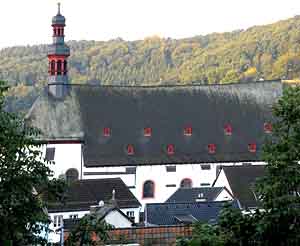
[{"left": 218, "top": 165, "right": 266, "bottom": 208}]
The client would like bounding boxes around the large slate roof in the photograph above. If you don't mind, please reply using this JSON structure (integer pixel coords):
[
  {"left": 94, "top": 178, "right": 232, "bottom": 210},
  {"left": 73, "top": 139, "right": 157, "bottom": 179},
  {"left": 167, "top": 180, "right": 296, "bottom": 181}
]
[
  {"left": 166, "top": 187, "right": 227, "bottom": 203},
  {"left": 47, "top": 178, "right": 141, "bottom": 212},
  {"left": 27, "top": 80, "right": 282, "bottom": 167},
  {"left": 145, "top": 200, "right": 239, "bottom": 226},
  {"left": 213, "top": 165, "right": 266, "bottom": 209}
]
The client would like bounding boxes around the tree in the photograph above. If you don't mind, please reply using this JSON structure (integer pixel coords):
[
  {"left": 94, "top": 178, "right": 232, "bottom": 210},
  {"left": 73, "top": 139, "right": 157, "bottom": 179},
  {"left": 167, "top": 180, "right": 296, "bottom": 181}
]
[
  {"left": 0, "top": 81, "right": 65, "bottom": 245},
  {"left": 255, "top": 85, "right": 300, "bottom": 245},
  {"left": 66, "top": 213, "right": 113, "bottom": 246}
]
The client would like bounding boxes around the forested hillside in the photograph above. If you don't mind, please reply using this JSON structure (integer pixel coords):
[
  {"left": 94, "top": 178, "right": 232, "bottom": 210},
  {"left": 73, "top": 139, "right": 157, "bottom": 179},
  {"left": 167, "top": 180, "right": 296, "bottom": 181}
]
[{"left": 1, "top": 15, "right": 300, "bottom": 112}]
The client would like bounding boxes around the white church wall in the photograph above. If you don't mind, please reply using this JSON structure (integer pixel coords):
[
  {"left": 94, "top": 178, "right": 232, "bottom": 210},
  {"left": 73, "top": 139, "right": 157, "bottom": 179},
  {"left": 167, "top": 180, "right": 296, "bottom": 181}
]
[
  {"left": 134, "top": 164, "right": 218, "bottom": 208},
  {"left": 43, "top": 143, "right": 266, "bottom": 211},
  {"left": 42, "top": 143, "right": 82, "bottom": 179}
]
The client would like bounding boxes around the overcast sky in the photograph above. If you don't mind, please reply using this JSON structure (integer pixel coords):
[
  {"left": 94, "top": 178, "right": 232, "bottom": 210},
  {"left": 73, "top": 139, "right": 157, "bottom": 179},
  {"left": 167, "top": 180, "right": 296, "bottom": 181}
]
[{"left": 1, "top": 0, "right": 300, "bottom": 49}]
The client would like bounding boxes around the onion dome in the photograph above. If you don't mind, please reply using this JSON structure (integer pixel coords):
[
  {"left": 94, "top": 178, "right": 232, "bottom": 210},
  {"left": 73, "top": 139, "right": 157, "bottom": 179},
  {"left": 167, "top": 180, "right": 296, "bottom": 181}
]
[{"left": 52, "top": 3, "right": 65, "bottom": 26}]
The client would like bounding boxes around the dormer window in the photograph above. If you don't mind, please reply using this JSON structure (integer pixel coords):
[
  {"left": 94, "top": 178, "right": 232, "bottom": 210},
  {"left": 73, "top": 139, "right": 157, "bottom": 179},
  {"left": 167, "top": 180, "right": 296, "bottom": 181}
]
[
  {"left": 224, "top": 124, "right": 232, "bottom": 136},
  {"left": 167, "top": 144, "right": 175, "bottom": 155},
  {"left": 208, "top": 144, "right": 216, "bottom": 154},
  {"left": 248, "top": 143, "right": 257, "bottom": 153},
  {"left": 103, "top": 127, "right": 111, "bottom": 137},
  {"left": 127, "top": 144, "right": 134, "bottom": 155},
  {"left": 184, "top": 126, "right": 192, "bottom": 136},
  {"left": 264, "top": 123, "right": 272, "bottom": 133},
  {"left": 144, "top": 127, "right": 152, "bottom": 137}
]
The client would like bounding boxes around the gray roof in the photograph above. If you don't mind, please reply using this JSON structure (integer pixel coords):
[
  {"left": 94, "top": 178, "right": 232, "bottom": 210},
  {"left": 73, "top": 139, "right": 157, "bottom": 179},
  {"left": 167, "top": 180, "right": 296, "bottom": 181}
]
[
  {"left": 47, "top": 178, "right": 141, "bottom": 212},
  {"left": 27, "top": 80, "right": 282, "bottom": 167},
  {"left": 213, "top": 165, "right": 266, "bottom": 209},
  {"left": 145, "top": 200, "right": 239, "bottom": 226},
  {"left": 166, "top": 187, "right": 228, "bottom": 203}
]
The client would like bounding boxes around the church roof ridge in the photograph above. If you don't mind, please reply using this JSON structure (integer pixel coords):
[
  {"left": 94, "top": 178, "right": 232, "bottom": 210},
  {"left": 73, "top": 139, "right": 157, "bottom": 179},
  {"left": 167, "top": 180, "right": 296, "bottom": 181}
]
[{"left": 52, "top": 79, "right": 281, "bottom": 89}]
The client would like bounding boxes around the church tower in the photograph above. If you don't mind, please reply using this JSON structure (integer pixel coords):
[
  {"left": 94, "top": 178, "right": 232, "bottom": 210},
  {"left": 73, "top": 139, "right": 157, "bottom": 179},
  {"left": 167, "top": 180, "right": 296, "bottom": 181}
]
[{"left": 47, "top": 3, "right": 70, "bottom": 98}]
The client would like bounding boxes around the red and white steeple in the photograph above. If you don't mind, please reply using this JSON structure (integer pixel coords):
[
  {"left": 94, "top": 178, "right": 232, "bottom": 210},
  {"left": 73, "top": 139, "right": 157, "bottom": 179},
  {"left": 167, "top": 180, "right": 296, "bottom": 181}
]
[{"left": 47, "top": 3, "right": 70, "bottom": 98}]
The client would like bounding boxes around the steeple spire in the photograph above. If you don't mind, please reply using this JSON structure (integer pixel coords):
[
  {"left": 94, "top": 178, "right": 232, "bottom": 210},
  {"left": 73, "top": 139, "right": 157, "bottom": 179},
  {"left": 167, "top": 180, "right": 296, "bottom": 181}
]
[
  {"left": 47, "top": 3, "right": 70, "bottom": 98},
  {"left": 57, "top": 2, "right": 61, "bottom": 15}
]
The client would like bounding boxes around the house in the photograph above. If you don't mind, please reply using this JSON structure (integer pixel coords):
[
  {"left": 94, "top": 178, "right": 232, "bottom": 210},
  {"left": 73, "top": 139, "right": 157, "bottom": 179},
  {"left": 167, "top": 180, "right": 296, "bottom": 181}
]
[
  {"left": 26, "top": 4, "right": 280, "bottom": 207},
  {"left": 166, "top": 187, "right": 233, "bottom": 203},
  {"left": 63, "top": 201, "right": 134, "bottom": 232},
  {"left": 145, "top": 200, "right": 239, "bottom": 226},
  {"left": 212, "top": 165, "right": 266, "bottom": 209},
  {"left": 47, "top": 178, "right": 141, "bottom": 243}
]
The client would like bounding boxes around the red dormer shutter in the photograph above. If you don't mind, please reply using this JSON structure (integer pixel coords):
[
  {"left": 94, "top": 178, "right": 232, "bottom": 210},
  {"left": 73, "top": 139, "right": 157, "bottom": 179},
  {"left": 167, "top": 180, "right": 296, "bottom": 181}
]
[
  {"left": 167, "top": 144, "right": 175, "bottom": 155},
  {"left": 208, "top": 144, "right": 216, "bottom": 154},
  {"left": 264, "top": 123, "right": 272, "bottom": 133},
  {"left": 127, "top": 144, "right": 134, "bottom": 155},
  {"left": 248, "top": 143, "right": 257, "bottom": 153},
  {"left": 224, "top": 124, "right": 232, "bottom": 136},
  {"left": 103, "top": 127, "right": 111, "bottom": 137},
  {"left": 144, "top": 127, "right": 152, "bottom": 137},
  {"left": 184, "top": 126, "right": 192, "bottom": 136}
]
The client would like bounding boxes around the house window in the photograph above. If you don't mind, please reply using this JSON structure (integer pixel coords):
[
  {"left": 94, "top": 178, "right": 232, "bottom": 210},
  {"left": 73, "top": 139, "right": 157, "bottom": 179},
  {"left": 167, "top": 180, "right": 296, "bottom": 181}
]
[
  {"left": 208, "top": 144, "right": 216, "bottom": 154},
  {"left": 126, "top": 211, "right": 135, "bottom": 221},
  {"left": 45, "top": 147, "right": 55, "bottom": 161},
  {"left": 248, "top": 143, "right": 257, "bottom": 153},
  {"left": 167, "top": 144, "right": 175, "bottom": 155},
  {"left": 53, "top": 215, "right": 63, "bottom": 228},
  {"left": 224, "top": 124, "right": 232, "bottom": 136},
  {"left": 264, "top": 123, "right": 272, "bottom": 133},
  {"left": 166, "top": 166, "right": 176, "bottom": 172},
  {"left": 180, "top": 178, "right": 192, "bottom": 188},
  {"left": 103, "top": 127, "right": 111, "bottom": 137},
  {"left": 144, "top": 127, "right": 152, "bottom": 137},
  {"left": 201, "top": 164, "right": 211, "bottom": 170},
  {"left": 142, "top": 180, "right": 155, "bottom": 198},
  {"left": 69, "top": 214, "right": 78, "bottom": 219},
  {"left": 184, "top": 126, "right": 192, "bottom": 136},
  {"left": 127, "top": 144, "right": 134, "bottom": 155}
]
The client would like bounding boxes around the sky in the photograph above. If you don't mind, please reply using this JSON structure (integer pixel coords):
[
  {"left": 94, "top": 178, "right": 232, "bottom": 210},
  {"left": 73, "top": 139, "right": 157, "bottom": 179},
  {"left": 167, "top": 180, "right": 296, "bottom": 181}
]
[{"left": 1, "top": 0, "right": 300, "bottom": 49}]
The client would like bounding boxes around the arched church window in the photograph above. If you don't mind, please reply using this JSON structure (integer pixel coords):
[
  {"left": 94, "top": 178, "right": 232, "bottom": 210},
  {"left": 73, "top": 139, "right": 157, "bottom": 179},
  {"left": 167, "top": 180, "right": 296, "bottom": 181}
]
[
  {"left": 66, "top": 168, "right": 79, "bottom": 183},
  {"left": 142, "top": 180, "right": 155, "bottom": 198},
  {"left": 57, "top": 60, "right": 62, "bottom": 75},
  {"left": 180, "top": 178, "right": 192, "bottom": 188}
]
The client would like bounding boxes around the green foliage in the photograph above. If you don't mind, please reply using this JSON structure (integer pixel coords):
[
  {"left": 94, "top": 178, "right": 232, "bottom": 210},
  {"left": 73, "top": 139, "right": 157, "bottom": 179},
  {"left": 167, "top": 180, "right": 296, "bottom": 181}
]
[
  {"left": 0, "top": 80, "right": 66, "bottom": 245},
  {"left": 3, "top": 16, "right": 300, "bottom": 113},
  {"left": 66, "top": 213, "right": 113, "bottom": 246},
  {"left": 255, "top": 86, "right": 300, "bottom": 246}
]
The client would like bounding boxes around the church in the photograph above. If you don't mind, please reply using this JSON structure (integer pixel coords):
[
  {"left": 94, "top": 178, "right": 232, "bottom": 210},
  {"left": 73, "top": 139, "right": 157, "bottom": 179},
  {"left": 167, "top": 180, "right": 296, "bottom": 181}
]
[{"left": 26, "top": 4, "right": 282, "bottom": 208}]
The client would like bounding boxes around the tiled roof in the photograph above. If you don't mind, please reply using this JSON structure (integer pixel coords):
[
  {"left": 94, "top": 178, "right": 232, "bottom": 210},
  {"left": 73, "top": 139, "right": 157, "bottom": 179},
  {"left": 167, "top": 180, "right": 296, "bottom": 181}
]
[
  {"left": 214, "top": 165, "right": 266, "bottom": 209},
  {"left": 27, "top": 80, "right": 282, "bottom": 167},
  {"left": 145, "top": 200, "right": 238, "bottom": 226},
  {"left": 47, "top": 178, "right": 141, "bottom": 212},
  {"left": 166, "top": 187, "right": 226, "bottom": 203}
]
